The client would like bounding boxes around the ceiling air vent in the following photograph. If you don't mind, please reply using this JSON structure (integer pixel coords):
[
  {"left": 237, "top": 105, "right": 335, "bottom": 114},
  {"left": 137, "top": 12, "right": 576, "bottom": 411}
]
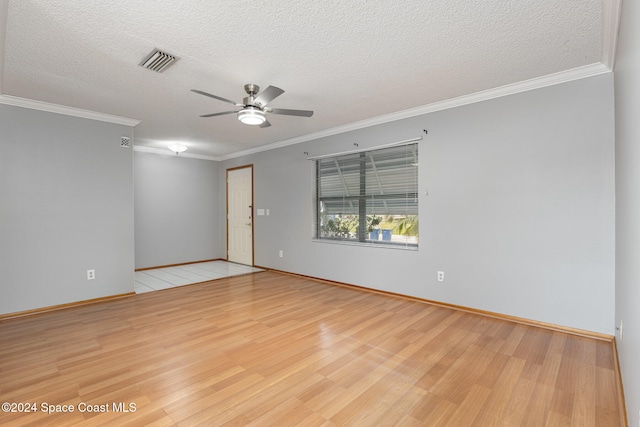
[{"left": 140, "top": 48, "right": 178, "bottom": 73}]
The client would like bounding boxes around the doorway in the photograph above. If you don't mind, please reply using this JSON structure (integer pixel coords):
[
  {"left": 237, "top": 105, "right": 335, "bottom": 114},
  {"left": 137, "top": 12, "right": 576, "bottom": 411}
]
[{"left": 227, "top": 165, "right": 253, "bottom": 265}]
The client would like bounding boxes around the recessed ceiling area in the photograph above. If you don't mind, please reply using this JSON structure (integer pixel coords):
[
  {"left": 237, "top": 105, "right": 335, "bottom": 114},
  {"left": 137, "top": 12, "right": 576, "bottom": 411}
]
[{"left": 0, "top": 0, "right": 618, "bottom": 159}]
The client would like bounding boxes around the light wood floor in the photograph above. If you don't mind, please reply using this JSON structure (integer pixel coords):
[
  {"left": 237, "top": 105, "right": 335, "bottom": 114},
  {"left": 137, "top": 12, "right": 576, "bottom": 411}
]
[{"left": 0, "top": 271, "right": 623, "bottom": 426}]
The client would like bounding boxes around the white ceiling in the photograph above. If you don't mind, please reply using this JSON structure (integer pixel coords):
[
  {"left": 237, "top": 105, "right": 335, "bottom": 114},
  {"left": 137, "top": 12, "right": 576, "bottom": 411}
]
[{"left": 0, "top": 0, "right": 620, "bottom": 159}]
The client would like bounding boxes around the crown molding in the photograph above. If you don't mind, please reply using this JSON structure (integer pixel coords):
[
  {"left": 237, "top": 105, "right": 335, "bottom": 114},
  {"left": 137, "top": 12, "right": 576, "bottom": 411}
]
[
  {"left": 221, "top": 63, "right": 611, "bottom": 161},
  {"left": 0, "top": 1, "right": 8, "bottom": 94},
  {"left": 602, "top": 0, "right": 622, "bottom": 70},
  {"left": 133, "top": 145, "right": 222, "bottom": 162},
  {"left": 0, "top": 94, "right": 141, "bottom": 127}
]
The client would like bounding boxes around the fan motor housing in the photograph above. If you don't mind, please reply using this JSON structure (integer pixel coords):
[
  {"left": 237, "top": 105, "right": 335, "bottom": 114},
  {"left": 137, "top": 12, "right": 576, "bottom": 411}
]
[{"left": 243, "top": 96, "right": 257, "bottom": 106}]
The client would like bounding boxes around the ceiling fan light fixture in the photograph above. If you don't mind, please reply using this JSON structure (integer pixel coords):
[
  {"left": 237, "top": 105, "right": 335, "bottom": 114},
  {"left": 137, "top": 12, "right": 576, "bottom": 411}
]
[
  {"left": 237, "top": 107, "right": 266, "bottom": 125},
  {"left": 168, "top": 143, "right": 187, "bottom": 155}
]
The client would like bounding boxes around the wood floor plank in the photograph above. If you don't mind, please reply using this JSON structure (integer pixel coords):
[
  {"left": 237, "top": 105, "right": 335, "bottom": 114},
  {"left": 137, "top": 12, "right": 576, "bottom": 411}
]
[
  {"left": 420, "top": 394, "right": 459, "bottom": 426},
  {"left": 446, "top": 384, "right": 492, "bottom": 426},
  {"left": 0, "top": 271, "right": 623, "bottom": 426},
  {"left": 472, "top": 356, "right": 527, "bottom": 426},
  {"left": 522, "top": 384, "right": 557, "bottom": 427},
  {"left": 501, "top": 375, "right": 538, "bottom": 426}
]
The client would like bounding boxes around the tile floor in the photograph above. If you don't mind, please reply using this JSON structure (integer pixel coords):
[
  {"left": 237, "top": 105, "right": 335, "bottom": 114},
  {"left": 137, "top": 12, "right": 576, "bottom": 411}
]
[{"left": 134, "top": 260, "right": 264, "bottom": 294}]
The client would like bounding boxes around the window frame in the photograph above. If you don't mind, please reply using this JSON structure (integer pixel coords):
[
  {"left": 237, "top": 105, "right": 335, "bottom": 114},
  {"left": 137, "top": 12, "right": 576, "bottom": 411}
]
[{"left": 313, "top": 141, "right": 419, "bottom": 249}]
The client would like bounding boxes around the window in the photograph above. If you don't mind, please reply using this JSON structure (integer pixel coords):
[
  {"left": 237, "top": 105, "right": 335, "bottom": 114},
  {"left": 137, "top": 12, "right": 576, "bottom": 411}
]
[{"left": 315, "top": 142, "right": 418, "bottom": 248}]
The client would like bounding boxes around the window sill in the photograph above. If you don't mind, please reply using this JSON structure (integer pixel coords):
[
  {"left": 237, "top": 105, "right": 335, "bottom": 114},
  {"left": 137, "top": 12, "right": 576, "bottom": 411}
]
[{"left": 311, "top": 238, "right": 418, "bottom": 251}]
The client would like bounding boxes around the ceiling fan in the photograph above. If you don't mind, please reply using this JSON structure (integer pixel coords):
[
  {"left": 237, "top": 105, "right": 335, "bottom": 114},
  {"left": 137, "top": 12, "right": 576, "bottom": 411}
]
[{"left": 191, "top": 84, "right": 313, "bottom": 128}]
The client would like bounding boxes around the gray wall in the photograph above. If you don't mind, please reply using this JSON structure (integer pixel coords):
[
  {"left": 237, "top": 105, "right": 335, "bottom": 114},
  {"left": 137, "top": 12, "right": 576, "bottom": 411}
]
[
  {"left": 614, "top": 0, "right": 640, "bottom": 424},
  {"left": 134, "top": 151, "right": 223, "bottom": 269},
  {"left": 0, "top": 104, "right": 134, "bottom": 315},
  {"left": 223, "top": 73, "right": 615, "bottom": 335}
]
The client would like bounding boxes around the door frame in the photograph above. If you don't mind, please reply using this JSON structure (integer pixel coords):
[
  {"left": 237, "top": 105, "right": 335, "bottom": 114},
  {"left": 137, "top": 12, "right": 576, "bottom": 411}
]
[{"left": 226, "top": 164, "right": 254, "bottom": 265}]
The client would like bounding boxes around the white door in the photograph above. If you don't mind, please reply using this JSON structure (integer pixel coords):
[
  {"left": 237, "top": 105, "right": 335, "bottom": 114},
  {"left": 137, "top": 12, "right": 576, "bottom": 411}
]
[{"left": 227, "top": 166, "right": 253, "bottom": 265}]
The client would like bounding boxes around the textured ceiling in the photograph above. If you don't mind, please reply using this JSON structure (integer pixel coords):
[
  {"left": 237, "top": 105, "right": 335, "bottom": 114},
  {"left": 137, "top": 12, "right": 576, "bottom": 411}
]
[{"left": 0, "top": 0, "right": 613, "bottom": 158}]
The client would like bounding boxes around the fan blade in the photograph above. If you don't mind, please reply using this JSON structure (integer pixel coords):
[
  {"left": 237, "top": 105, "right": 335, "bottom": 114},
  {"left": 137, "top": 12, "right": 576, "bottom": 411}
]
[
  {"left": 200, "top": 110, "right": 238, "bottom": 118},
  {"left": 254, "top": 86, "right": 284, "bottom": 106},
  {"left": 269, "top": 108, "right": 314, "bottom": 117},
  {"left": 259, "top": 119, "right": 271, "bottom": 128},
  {"left": 191, "top": 89, "right": 240, "bottom": 106}
]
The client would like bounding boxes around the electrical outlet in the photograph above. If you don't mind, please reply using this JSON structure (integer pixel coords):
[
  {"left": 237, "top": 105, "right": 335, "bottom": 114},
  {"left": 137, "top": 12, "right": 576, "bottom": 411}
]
[
  {"left": 437, "top": 271, "right": 444, "bottom": 282},
  {"left": 87, "top": 269, "right": 95, "bottom": 280},
  {"left": 279, "top": 250, "right": 283, "bottom": 258}
]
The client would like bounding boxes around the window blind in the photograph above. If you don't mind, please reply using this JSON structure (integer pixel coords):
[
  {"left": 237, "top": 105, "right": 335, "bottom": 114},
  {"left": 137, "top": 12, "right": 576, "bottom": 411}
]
[{"left": 315, "top": 142, "right": 418, "bottom": 246}]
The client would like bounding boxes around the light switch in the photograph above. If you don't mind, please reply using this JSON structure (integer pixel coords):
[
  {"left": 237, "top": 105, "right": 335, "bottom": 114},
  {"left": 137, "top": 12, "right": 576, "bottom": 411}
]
[{"left": 257, "top": 209, "right": 265, "bottom": 216}]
